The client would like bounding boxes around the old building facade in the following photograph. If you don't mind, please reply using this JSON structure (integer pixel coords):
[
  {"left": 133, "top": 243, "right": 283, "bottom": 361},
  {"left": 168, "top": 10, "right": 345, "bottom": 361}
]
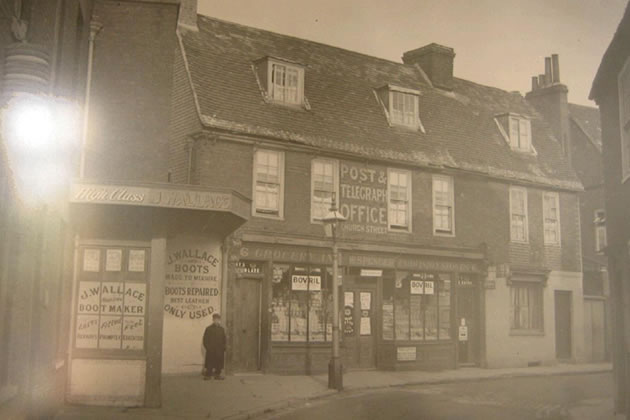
[{"left": 590, "top": 1, "right": 630, "bottom": 415}]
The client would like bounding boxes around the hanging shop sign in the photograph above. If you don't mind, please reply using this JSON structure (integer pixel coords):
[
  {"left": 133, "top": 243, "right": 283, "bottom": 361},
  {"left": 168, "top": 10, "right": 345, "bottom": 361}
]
[
  {"left": 458, "top": 326, "right": 468, "bottom": 341},
  {"left": 235, "top": 261, "right": 263, "bottom": 275},
  {"left": 164, "top": 237, "right": 221, "bottom": 320},
  {"left": 339, "top": 162, "right": 388, "bottom": 235}
]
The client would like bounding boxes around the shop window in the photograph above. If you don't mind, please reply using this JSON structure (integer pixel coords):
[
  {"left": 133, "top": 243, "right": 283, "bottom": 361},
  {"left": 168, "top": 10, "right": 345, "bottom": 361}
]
[
  {"left": 543, "top": 192, "right": 560, "bottom": 245},
  {"left": 311, "top": 159, "right": 339, "bottom": 222},
  {"left": 253, "top": 149, "right": 284, "bottom": 218},
  {"left": 75, "top": 247, "right": 148, "bottom": 352},
  {"left": 271, "top": 264, "right": 333, "bottom": 342},
  {"left": 388, "top": 169, "right": 411, "bottom": 231},
  {"left": 510, "top": 282, "right": 543, "bottom": 331},
  {"left": 433, "top": 175, "right": 454, "bottom": 235},
  {"left": 382, "top": 272, "right": 451, "bottom": 341},
  {"left": 509, "top": 186, "right": 528, "bottom": 242}
]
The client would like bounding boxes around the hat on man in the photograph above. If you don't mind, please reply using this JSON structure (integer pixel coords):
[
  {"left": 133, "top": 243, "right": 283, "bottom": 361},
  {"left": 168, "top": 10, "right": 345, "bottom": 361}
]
[{"left": 212, "top": 313, "right": 221, "bottom": 319}]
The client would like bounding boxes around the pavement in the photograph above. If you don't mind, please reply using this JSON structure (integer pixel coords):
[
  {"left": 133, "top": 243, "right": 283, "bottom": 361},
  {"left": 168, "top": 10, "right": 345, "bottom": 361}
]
[{"left": 54, "top": 362, "right": 616, "bottom": 420}]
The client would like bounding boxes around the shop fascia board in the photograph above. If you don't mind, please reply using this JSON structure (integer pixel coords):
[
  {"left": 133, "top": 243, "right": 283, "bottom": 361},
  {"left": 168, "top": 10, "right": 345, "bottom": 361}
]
[
  {"left": 240, "top": 232, "right": 485, "bottom": 261},
  {"left": 69, "top": 179, "right": 251, "bottom": 221}
]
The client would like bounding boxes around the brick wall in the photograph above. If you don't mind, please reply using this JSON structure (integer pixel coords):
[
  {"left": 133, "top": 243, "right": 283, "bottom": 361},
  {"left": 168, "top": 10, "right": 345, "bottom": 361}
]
[
  {"left": 194, "top": 137, "right": 581, "bottom": 272},
  {"left": 86, "top": 0, "right": 179, "bottom": 182}
]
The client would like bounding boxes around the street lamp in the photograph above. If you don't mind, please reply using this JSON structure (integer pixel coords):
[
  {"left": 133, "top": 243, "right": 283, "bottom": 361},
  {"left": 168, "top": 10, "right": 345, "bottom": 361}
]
[{"left": 322, "top": 194, "right": 346, "bottom": 391}]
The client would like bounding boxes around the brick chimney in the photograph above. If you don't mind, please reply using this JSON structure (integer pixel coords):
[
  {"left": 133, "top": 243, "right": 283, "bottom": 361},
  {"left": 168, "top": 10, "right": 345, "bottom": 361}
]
[
  {"left": 525, "top": 54, "right": 570, "bottom": 162},
  {"left": 402, "top": 43, "right": 455, "bottom": 90},
  {"left": 178, "top": 0, "right": 198, "bottom": 30}
]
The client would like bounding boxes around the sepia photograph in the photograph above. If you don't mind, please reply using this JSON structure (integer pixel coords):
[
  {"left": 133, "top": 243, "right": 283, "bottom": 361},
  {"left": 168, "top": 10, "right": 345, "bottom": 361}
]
[{"left": 0, "top": 0, "right": 629, "bottom": 418}]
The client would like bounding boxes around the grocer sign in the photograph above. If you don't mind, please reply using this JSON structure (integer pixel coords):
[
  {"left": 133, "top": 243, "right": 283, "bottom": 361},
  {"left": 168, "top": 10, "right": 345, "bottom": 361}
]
[
  {"left": 164, "top": 236, "right": 221, "bottom": 320},
  {"left": 339, "top": 162, "right": 388, "bottom": 235}
]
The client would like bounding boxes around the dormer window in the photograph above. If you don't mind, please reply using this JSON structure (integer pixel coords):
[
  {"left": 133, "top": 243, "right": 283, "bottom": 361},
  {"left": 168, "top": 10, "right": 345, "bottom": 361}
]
[
  {"left": 375, "top": 85, "right": 424, "bottom": 131},
  {"left": 495, "top": 113, "right": 534, "bottom": 153},
  {"left": 254, "top": 57, "right": 305, "bottom": 107}
]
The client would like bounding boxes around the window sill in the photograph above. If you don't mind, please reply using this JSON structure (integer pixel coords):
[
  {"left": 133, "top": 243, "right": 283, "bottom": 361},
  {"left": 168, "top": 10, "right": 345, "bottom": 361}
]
[
  {"left": 253, "top": 212, "right": 284, "bottom": 221},
  {"left": 388, "top": 227, "right": 411, "bottom": 233},
  {"left": 510, "top": 240, "right": 529, "bottom": 245},
  {"left": 509, "top": 329, "right": 544, "bottom": 336},
  {"left": 433, "top": 231, "right": 455, "bottom": 237},
  {"left": 543, "top": 243, "right": 561, "bottom": 248}
]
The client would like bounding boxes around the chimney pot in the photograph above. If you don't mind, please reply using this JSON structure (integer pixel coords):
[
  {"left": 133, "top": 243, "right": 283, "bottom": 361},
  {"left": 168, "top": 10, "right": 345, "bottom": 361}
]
[
  {"left": 532, "top": 76, "right": 539, "bottom": 91},
  {"left": 544, "top": 57, "right": 552, "bottom": 85},
  {"left": 551, "top": 54, "right": 560, "bottom": 83},
  {"left": 402, "top": 43, "right": 455, "bottom": 90},
  {"left": 538, "top": 74, "right": 545, "bottom": 87}
]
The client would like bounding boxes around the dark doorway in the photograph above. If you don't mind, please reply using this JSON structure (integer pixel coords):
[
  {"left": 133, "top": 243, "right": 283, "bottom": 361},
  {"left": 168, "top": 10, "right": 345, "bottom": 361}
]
[
  {"left": 456, "top": 276, "right": 479, "bottom": 366},
  {"left": 555, "top": 291, "right": 572, "bottom": 359},
  {"left": 342, "top": 276, "right": 377, "bottom": 369},
  {"left": 231, "top": 277, "right": 262, "bottom": 372}
]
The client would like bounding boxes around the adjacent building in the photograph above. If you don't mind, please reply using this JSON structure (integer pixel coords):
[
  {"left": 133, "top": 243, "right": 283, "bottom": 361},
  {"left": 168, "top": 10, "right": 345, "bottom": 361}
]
[
  {"left": 526, "top": 56, "right": 609, "bottom": 363},
  {"left": 590, "top": 0, "right": 630, "bottom": 415}
]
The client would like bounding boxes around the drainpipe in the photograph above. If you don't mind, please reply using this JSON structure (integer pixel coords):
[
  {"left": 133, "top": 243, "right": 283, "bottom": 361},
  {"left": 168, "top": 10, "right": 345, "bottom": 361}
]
[{"left": 78, "top": 20, "right": 103, "bottom": 179}]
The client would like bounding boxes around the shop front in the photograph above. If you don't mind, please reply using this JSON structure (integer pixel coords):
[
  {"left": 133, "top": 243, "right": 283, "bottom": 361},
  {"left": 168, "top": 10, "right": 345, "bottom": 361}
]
[
  {"left": 230, "top": 240, "right": 485, "bottom": 374},
  {"left": 66, "top": 181, "right": 250, "bottom": 407}
]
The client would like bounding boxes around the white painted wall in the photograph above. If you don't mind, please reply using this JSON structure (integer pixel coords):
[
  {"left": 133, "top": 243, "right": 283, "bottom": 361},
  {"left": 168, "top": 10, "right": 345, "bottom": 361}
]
[
  {"left": 68, "top": 359, "right": 145, "bottom": 406},
  {"left": 485, "top": 269, "right": 584, "bottom": 368},
  {"left": 161, "top": 234, "right": 223, "bottom": 374}
]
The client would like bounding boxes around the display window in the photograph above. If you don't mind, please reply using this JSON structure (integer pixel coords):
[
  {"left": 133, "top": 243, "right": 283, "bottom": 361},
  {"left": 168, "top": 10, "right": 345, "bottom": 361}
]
[
  {"left": 382, "top": 272, "right": 451, "bottom": 341},
  {"left": 74, "top": 246, "right": 149, "bottom": 352},
  {"left": 271, "top": 264, "right": 333, "bottom": 343}
]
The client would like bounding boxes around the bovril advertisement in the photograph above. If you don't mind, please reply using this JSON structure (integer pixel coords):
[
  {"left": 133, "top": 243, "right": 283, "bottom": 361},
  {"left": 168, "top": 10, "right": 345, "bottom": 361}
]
[{"left": 162, "top": 235, "right": 222, "bottom": 373}]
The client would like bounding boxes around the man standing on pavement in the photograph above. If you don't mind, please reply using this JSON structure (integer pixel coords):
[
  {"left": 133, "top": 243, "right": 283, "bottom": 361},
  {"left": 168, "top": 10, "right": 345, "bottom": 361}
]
[{"left": 203, "top": 313, "right": 226, "bottom": 380}]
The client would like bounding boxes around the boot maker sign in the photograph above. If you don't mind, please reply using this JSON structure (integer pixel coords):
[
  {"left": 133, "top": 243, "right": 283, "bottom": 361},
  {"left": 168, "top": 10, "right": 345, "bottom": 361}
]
[
  {"left": 164, "top": 241, "right": 221, "bottom": 320},
  {"left": 339, "top": 162, "right": 388, "bottom": 235}
]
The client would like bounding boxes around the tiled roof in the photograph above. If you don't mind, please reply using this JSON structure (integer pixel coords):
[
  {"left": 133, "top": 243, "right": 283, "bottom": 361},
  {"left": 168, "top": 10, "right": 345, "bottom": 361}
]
[
  {"left": 569, "top": 103, "right": 602, "bottom": 149},
  {"left": 179, "top": 15, "right": 582, "bottom": 190}
]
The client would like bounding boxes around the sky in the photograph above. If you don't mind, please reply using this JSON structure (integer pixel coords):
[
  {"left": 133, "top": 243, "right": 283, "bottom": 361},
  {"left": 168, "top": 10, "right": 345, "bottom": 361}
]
[{"left": 197, "top": 0, "right": 627, "bottom": 107}]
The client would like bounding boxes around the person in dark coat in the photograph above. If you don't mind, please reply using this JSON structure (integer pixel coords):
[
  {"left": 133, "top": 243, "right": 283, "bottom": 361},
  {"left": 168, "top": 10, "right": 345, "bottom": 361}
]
[{"left": 203, "top": 313, "right": 226, "bottom": 380}]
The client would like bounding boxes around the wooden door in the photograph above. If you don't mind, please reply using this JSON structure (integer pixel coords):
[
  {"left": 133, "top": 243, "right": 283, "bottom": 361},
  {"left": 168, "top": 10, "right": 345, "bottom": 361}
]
[
  {"left": 584, "top": 298, "right": 606, "bottom": 362},
  {"left": 456, "top": 284, "right": 479, "bottom": 365},
  {"left": 342, "top": 277, "right": 377, "bottom": 369},
  {"left": 231, "top": 277, "right": 261, "bottom": 372},
  {"left": 555, "top": 291, "right": 572, "bottom": 359}
]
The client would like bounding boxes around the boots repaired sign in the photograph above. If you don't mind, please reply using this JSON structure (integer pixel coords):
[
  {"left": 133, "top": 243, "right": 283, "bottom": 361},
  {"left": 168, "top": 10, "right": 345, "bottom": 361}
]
[{"left": 164, "top": 236, "right": 221, "bottom": 320}]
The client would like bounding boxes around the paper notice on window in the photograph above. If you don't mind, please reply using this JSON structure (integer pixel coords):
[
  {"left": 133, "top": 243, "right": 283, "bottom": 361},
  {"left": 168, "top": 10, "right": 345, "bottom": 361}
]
[
  {"left": 106, "top": 249, "right": 122, "bottom": 272},
  {"left": 424, "top": 281, "right": 435, "bottom": 295},
  {"left": 128, "top": 250, "right": 145, "bottom": 272},
  {"left": 360, "top": 317, "right": 371, "bottom": 335},
  {"left": 75, "top": 315, "right": 99, "bottom": 349},
  {"left": 83, "top": 249, "right": 100, "bottom": 272},
  {"left": 360, "top": 292, "right": 371, "bottom": 310},
  {"left": 122, "top": 317, "right": 145, "bottom": 350},
  {"left": 410, "top": 280, "right": 424, "bottom": 294},
  {"left": 344, "top": 292, "right": 354, "bottom": 308}
]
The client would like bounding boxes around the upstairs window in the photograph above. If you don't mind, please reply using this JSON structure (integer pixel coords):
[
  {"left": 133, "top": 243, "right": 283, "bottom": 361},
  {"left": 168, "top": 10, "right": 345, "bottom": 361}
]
[
  {"left": 433, "top": 175, "right": 454, "bottom": 235},
  {"left": 388, "top": 169, "right": 411, "bottom": 231},
  {"left": 495, "top": 113, "right": 533, "bottom": 153},
  {"left": 254, "top": 149, "right": 284, "bottom": 218},
  {"left": 543, "top": 192, "right": 560, "bottom": 245},
  {"left": 311, "top": 159, "right": 338, "bottom": 222},
  {"left": 618, "top": 56, "right": 630, "bottom": 181},
  {"left": 254, "top": 57, "right": 305, "bottom": 107},
  {"left": 510, "top": 187, "right": 528, "bottom": 243},
  {"left": 509, "top": 116, "right": 531, "bottom": 151},
  {"left": 375, "top": 85, "right": 423, "bottom": 130},
  {"left": 594, "top": 209, "right": 607, "bottom": 253},
  {"left": 390, "top": 91, "right": 418, "bottom": 128}
]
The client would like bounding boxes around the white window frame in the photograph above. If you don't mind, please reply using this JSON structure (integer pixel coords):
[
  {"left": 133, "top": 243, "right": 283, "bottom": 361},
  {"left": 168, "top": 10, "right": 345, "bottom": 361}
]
[
  {"left": 389, "top": 90, "right": 419, "bottom": 129},
  {"left": 594, "top": 209, "right": 607, "bottom": 253},
  {"left": 542, "top": 191, "right": 561, "bottom": 246},
  {"left": 387, "top": 168, "right": 412, "bottom": 232},
  {"left": 268, "top": 59, "right": 304, "bottom": 106},
  {"left": 510, "top": 282, "right": 544, "bottom": 332},
  {"left": 432, "top": 175, "right": 455, "bottom": 236},
  {"left": 310, "top": 158, "right": 339, "bottom": 223},
  {"left": 253, "top": 149, "right": 285, "bottom": 219},
  {"left": 617, "top": 56, "right": 630, "bottom": 183},
  {"left": 508, "top": 115, "right": 532, "bottom": 152},
  {"left": 509, "top": 186, "right": 529, "bottom": 243}
]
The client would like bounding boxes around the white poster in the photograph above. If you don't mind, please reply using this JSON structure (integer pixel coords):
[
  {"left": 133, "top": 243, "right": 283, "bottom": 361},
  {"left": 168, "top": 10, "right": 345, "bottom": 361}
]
[
  {"left": 122, "top": 317, "right": 145, "bottom": 350},
  {"left": 360, "top": 292, "right": 371, "bottom": 310},
  {"left": 360, "top": 317, "right": 371, "bottom": 335},
  {"left": 106, "top": 249, "right": 122, "bottom": 272},
  {"left": 410, "top": 280, "right": 424, "bottom": 295},
  {"left": 291, "top": 275, "right": 321, "bottom": 291},
  {"left": 83, "top": 249, "right": 100, "bottom": 272},
  {"left": 128, "top": 250, "right": 146, "bottom": 272},
  {"left": 397, "top": 346, "right": 417, "bottom": 361},
  {"left": 424, "top": 281, "right": 435, "bottom": 295}
]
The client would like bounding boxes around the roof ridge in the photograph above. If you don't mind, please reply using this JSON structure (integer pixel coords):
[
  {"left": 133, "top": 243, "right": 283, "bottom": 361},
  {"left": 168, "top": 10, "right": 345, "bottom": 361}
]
[
  {"left": 195, "top": 14, "right": 415, "bottom": 69},
  {"left": 568, "top": 102, "right": 598, "bottom": 111}
]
